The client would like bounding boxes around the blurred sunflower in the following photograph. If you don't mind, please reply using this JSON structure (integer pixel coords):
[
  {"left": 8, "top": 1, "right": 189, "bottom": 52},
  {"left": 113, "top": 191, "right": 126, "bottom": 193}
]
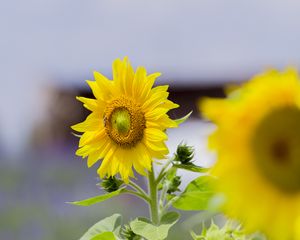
[
  {"left": 200, "top": 69, "right": 300, "bottom": 240},
  {"left": 72, "top": 57, "right": 178, "bottom": 182}
]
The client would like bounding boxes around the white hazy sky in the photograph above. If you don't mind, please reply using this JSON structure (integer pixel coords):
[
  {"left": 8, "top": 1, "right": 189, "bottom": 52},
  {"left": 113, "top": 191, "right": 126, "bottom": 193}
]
[{"left": 1, "top": 0, "right": 300, "bottom": 156}]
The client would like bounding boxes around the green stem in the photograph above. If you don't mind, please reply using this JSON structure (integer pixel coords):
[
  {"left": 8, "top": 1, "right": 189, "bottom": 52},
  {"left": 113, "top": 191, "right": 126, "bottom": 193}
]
[
  {"left": 123, "top": 189, "right": 151, "bottom": 203},
  {"left": 161, "top": 196, "right": 179, "bottom": 215},
  {"left": 156, "top": 157, "right": 173, "bottom": 184},
  {"left": 128, "top": 180, "right": 148, "bottom": 196},
  {"left": 159, "top": 183, "right": 168, "bottom": 212},
  {"left": 148, "top": 164, "right": 159, "bottom": 225}
]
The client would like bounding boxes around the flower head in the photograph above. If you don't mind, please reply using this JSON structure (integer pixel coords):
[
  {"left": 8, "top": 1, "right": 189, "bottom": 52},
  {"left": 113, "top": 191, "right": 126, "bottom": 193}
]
[
  {"left": 200, "top": 69, "right": 300, "bottom": 240},
  {"left": 72, "top": 57, "right": 178, "bottom": 182}
]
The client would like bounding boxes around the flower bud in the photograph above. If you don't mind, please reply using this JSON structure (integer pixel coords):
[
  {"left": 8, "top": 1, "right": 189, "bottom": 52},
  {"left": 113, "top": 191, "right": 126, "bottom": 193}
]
[
  {"left": 174, "top": 143, "right": 194, "bottom": 164},
  {"left": 122, "top": 224, "right": 141, "bottom": 240},
  {"left": 101, "top": 176, "right": 123, "bottom": 192},
  {"left": 167, "top": 175, "right": 181, "bottom": 194}
]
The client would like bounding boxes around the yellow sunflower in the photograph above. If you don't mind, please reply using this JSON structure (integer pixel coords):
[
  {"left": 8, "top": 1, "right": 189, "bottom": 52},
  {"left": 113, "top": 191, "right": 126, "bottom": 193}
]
[
  {"left": 72, "top": 57, "right": 178, "bottom": 183},
  {"left": 200, "top": 69, "right": 300, "bottom": 240}
]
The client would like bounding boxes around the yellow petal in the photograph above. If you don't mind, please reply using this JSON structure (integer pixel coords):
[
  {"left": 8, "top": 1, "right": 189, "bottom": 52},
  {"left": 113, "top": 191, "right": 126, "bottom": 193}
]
[
  {"left": 142, "top": 90, "right": 169, "bottom": 111},
  {"left": 79, "top": 128, "right": 106, "bottom": 147},
  {"left": 97, "top": 145, "right": 117, "bottom": 178},
  {"left": 71, "top": 113, "right": 101, "bottom": 132},
  {"left": 144, "top": 128, "right": 168, "bottom": 142},
  {"left": 93, "top": 71, "right": 114, "bottom": 98},
  {"left": 76, "top": 96, "right": 99, "bottom": 112},
  {"left": 138, "top": 72, "right": 161, "bottom": 101},
  {"left": 145, "top": 107, "right": 169, "bottom": 121}
]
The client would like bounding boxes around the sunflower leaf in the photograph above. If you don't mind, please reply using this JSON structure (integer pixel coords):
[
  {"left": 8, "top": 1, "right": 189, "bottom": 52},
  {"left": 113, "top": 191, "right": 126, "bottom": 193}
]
[
  {"left": 172, "top": 176, "right": 215, "bottom": 211},
  {"left": 173, "top": 163, "right": 209, "bottom": 173},
  {"left": 130, "top": 212, "right": 179, "bottom": 240},
  {"left": 67, "top": 188, "right": 126, "bottom": 206},
  {"left": 174, "top": 111, "right": 193, "bottom": 125},
  {"left": 79, "top": 214, "right": 122, "bottom": 240},
  {"left": 90, "top": 232, "right": 116, "bottom": 240}
]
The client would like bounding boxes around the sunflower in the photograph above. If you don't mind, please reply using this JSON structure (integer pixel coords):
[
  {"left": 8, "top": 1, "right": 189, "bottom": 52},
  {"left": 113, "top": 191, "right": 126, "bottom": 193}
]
[
  {"left": 200, "top": 69, "right": 300, "bottom": 240},
  {"left": 72, "top": 57, "right": 178, "bottom": 183}
]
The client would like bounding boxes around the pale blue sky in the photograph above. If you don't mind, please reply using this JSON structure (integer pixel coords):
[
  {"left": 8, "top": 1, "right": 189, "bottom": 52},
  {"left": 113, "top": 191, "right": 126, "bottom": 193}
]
[{"left": 1, "top": 0, "right": 300, "bottom": 156}]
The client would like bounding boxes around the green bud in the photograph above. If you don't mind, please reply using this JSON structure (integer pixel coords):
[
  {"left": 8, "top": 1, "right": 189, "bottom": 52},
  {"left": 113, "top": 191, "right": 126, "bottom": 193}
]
[
  {"left": 174, "top": 143, "right": 194, "bottom": 164},
  {"left": 191, "top": 221, "right": 265, "bottom": 240},
  {"left": 167, "top": 175, "right": 181, "bottom": 194},
  {"left": 121, "top": 224, "right": 141, "bottom": 240},
  {"left": 101, "top": 176, "right": 123, "bottom": 193}
]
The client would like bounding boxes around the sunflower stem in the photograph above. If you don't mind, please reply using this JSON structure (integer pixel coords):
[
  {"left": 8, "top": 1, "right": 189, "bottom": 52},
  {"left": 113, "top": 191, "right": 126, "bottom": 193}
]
[
  {"left": 156, "top": 157, "right": 173, "bottom": 184},
  {"left": 128, "top": 180, "right": 148, "bottom": 196},
  {"left": 161, "top": 196, "right": 179, "bottom": 215},
  {"left": 148, "top": 164, "right": 159, "bottom": 225},
  {"left": 159, "top": 183, "right": 168, "bottom": 214},
  {"left": 123, "top": 189, "right": 151, "bottom": 203}
]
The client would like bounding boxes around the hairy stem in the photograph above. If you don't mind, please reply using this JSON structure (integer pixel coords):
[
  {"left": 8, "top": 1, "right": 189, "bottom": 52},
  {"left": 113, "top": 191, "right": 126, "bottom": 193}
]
[
  {"left": 148, "top": 164, "right": 159, "bottom": 225},
  {"left": 123, "top": 189, "right": 151, "bottom": 203},
  {"left": 156, "top": 157, "right": 173, "bottom": 184},
  {"left": 159, "top": 183, "right": 168, "bottom": 213},
  {"left": 128, "top": 180, "right": 148, "bottom": 196},
  {"left": 161, "top": 196, "right": 179, "bottom": 215}
]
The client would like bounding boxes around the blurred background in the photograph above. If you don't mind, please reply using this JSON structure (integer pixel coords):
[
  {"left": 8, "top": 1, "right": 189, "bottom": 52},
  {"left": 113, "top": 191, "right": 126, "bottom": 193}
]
[{"left": 1, "top": 0, "right": 300, "bottom": 239}]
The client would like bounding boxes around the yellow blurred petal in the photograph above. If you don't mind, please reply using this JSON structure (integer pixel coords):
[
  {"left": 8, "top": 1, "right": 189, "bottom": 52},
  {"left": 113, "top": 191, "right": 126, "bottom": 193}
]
[{"left": 199, "top": 97, "right": 228, "bottom": 122}]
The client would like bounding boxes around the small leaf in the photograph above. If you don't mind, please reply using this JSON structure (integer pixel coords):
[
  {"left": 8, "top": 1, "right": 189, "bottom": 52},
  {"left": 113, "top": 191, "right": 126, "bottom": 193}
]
[
  {"left": 68, "top": 188, "right": 125, "bottom": 206},
  {"left": 91, "top": 232, "right": 116, "bottom": 240},
  {"left": 172, "top": 176, "right": 215, "bottom": 211},
  {"left": 160, "top": 211, "right": 180, "bottom": 224},
  {"left": 173, "top": 163, "right": 208, "bottom": 173},
  {"left": 174, "top": 111, "right": 192, "bottom": 125},
  {"left": 130, "top": 212, "right": 179, "bottom": 240},
  {"left": 136, "top": 217, "right": 152, "bottom": 224},
  {"left": 80, "top": 214, "right": 122, "bottom": 240}
]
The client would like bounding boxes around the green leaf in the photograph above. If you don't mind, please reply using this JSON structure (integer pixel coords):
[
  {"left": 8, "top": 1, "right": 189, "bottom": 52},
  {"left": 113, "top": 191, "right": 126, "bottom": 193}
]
[
  {"left": 68, "top": 188, "right": 125, "bottom": 206},
  {"left": 160, "top": 211, "right": 180, "bottom": 224},
  {"left": 173, "top": 163, "right": 208, "bottom": 173},
  {"left": 91, "top": 232, "right": 116, "bottom": 240},
  {"left": 174, "top": 111, "right": 193, "bottom": 125},
  {"left": 79, "top": 214, "right": 122, "bottom": 240},
  {"left": 130, "top": 212, "right": 179, "bottom": 240},
  {"left": 172, "top": 176, "right": 215, "bottom": 211}
]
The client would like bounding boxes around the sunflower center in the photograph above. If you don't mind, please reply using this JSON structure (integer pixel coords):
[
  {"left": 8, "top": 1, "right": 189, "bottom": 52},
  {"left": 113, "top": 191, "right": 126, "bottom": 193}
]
[
  {"left": 104, "top": 96, "right": 146, "bottom": 148},
  {"left": 111, "top": 109, "right": 131, "bottom": 135},
  {"left": 252, "top": 106, "right": 300, "bottom": 193}
]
